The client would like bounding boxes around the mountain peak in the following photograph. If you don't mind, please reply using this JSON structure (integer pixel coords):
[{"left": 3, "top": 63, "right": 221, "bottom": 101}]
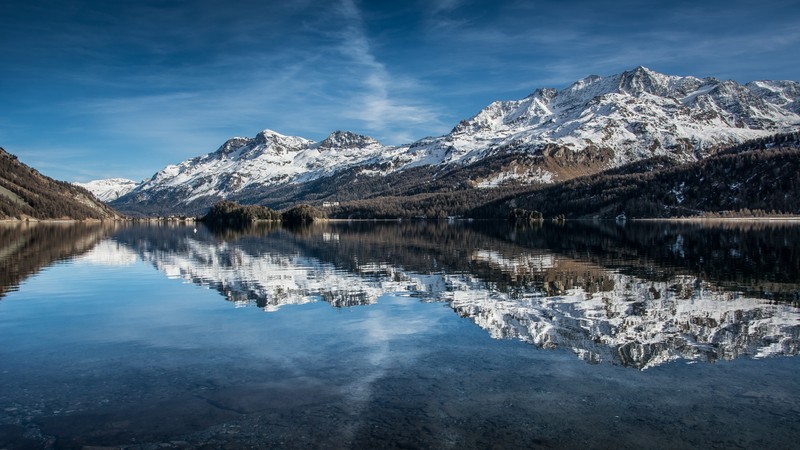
[
  {"left": 527, "top": 88, "right": 557, "bottom": 101},
  {"left": 215, "top": 137, "right": 252, "bottom": 156},
  {"left": 254, "top": 129, "right": 290, "bottom": 144},
  {"left": 319, "top": 130, "right": 379, "bottom": 149},
  {"left": 574, "top": 74, "right": 603, "bottom": 88},
  {"left": 618, "top": 66, "right": 672, "bottom": 96},
  {"left": 259, "top": 128, "right": 285, "bottom": 136}
]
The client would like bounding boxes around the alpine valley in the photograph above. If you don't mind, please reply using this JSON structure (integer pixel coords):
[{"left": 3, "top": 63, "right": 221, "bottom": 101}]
[{"left": 89, "top": 67, "right": 800, "bottom": 219}]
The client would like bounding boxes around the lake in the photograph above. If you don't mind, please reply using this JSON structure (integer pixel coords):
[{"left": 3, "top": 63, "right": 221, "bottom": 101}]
[{"left": 1, "top": 220, "right": 799, "bottom": 449}]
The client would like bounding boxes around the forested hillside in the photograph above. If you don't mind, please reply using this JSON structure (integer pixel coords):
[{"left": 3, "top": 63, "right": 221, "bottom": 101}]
[
  {"left": 326, "top": 132, "right": 800, "bottom": 219},
  {"left": 491, "top": 133, "right": 800, "bottom": 219},
  {"left": 0, "top": 147, "right": 121, "bottom": 220}
]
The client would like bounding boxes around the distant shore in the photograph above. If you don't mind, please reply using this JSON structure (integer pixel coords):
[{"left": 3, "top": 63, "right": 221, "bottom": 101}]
[
  {"left": 0, "top": 216, "right": 196, "bottom": 223},
  {"left": 3, "top": 215, "right": 800, "bottom": 225},
  {"left": 0, "top": 218, "right": 115, "bottom": 223},
  {"left": 633, "top": 216, "right": 800, "bottom": 223}
]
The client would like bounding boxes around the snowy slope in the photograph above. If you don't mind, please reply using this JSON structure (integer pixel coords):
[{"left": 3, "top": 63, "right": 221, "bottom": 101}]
[
  {"left": 412, "top": 67, "right": 799, "bottom": 171},
  {"left": 123, "top": 129, "right": 412, "bottom": 206},
  {"left": 75, "top": 178, "right": 139, "bottom": 202},
  {"left": 109, "top": 67, "right": 800, "bottom": 214},
  {"left": 746, "top": 80, "right": 800, "bottom": 113}
]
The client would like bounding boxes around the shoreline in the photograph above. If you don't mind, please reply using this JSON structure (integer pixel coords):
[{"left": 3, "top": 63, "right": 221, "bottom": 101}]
[
  {"left": 4, "top": 216, "right": 800, "bottom": 225},
  {"left": 633, "top": 216, "right": 800, "bottom": 223},
  {"left": 0, "top": 217, "right": 197, "bottom": 223},
  {"left": 0, "top": 218, "right": 120, "bottom": 223}
]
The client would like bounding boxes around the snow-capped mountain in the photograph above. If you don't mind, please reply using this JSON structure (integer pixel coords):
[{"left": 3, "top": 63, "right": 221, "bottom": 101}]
[
  {"left": 75, "top": 178, "right": 139, "bottom": 202},
  {"left": 126, "top": 129, "right": 401, "bottom": 206},
  {"left": 439, "top": 67, "right": 798, "bottom": 165},
  {"left": 109, "top": 67, "right": 800, "bottom": 216}
]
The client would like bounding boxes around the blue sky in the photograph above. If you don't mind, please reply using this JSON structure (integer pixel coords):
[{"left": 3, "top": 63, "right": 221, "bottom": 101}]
[{"left": 1, "top": 0, "right": 799, "bottom": 182}]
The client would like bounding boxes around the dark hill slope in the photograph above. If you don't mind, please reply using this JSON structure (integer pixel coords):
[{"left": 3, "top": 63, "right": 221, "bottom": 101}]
[
  {"left": 0, "top": 147, "right": 122, "bottom": 220},
  {"left": 474, "top": 132, "right": 800, "bottom": 219}
]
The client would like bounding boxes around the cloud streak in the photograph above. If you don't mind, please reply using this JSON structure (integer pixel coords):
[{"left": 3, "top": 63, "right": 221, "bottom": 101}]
[
  {"left": 10, "top": 1, "right": 450, "bottom": 181},
  {"left": 333, "top": 0, "right": 445, "bottom": 143}
]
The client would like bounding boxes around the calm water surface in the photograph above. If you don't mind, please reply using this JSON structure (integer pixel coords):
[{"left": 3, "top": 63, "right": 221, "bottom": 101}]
[{"left": 1, "top": 221, "right": 799, "bottom": 449}]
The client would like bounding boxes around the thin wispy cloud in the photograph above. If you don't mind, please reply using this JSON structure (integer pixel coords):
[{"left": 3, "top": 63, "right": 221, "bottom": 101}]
[
  {"left": 12, "top": 0, "right": 449, "bottom": 181},
  {"left": 334, "top": 0, "right": 445, "bottom": 143},
  {"left": 425, "top": 0, "right": 470, "bottom": 32},
  {"left": 65, "top": 56, "right": 336, "bottom": 178}
]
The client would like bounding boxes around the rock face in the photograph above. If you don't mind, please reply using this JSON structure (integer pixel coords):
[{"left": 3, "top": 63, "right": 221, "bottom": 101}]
[
  {"left": 107, "top": 67, "right": 800, "bottom": 216},
  {"left": 0, "top": 147, "right": 122, "bottom": 220}
]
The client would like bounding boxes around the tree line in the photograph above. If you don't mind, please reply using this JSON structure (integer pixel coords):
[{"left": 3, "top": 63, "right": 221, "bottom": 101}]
[{"left": 199, "top": 200, "right": 322, "bottom": 227}]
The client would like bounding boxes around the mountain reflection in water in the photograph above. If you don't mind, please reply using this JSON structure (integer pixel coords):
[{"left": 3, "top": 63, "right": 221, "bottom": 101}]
[
  {"left": 109, "top": 221, "right": 800, "bottom": 369},
  {"left": 0, "top": 222, "right": 118, "bottom": 297},
  {"left": 7, "top": 220, "right": 800, "bottom": 370}
]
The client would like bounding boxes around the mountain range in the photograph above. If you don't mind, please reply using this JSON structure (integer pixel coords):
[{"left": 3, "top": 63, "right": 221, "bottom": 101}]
[{"left": 79, "top": 66, "right": 799, "bottom": 217}]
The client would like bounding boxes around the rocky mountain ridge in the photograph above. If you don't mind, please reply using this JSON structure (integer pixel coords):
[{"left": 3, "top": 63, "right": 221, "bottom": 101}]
[{"left": 105, "top": 67, "right": 800, "bottom": 216}]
